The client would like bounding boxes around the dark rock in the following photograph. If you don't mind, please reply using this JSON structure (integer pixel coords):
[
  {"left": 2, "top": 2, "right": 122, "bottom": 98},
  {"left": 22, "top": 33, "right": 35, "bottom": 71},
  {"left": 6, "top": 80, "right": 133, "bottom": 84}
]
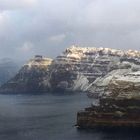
[{"left": 77, "top": 98, "right": 140, "bottom": 128}]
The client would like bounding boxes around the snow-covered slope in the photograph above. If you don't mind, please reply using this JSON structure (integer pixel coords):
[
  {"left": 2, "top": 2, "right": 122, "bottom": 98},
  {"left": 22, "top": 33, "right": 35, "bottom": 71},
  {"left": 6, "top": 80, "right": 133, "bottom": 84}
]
[{"left": 107, "top": 71, "right": 140, "bottom": 99}]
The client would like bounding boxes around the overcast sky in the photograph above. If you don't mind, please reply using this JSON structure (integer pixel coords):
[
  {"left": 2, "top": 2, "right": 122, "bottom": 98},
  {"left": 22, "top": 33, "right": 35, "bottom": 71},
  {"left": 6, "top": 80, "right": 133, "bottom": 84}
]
[{"left": 0, "top": 0, "right": 140, "bottom": 60}]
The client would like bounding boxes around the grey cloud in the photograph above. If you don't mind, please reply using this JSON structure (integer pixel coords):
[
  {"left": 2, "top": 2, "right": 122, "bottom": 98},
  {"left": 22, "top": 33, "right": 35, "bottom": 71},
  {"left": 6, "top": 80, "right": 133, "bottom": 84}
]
[
  {"left": 0, "top": 0, "right": 37, "bottom": 10},
  {"left": 0, "top": 0, "right": 140, "bottom": 60}
]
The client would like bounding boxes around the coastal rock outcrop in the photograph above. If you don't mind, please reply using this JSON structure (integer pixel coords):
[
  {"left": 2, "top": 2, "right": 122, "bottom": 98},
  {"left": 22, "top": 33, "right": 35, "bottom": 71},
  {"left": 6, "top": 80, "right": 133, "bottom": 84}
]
[{"left": 77, "top": 71, "right": 140, "bottom": 128}]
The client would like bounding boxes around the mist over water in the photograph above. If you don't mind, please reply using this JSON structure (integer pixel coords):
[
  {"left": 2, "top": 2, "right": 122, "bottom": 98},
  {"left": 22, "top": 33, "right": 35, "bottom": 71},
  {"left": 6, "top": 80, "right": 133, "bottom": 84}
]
[{"left": 0, "top": 93, "right": 139, "bottom": 140}]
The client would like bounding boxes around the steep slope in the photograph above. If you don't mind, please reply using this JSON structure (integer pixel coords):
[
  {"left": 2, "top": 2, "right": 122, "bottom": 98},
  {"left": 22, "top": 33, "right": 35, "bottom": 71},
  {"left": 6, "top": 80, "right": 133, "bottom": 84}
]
[
  {"left": 87, "top": 61, "right": 140, "bottom": 98},
  {"left": 0, "top": 56, "right": 52, "bottom": 93}
]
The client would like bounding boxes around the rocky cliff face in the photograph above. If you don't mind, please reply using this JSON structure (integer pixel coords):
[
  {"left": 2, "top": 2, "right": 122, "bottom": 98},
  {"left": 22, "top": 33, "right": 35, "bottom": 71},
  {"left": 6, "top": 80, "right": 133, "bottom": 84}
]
[
  {"left": 1, "top": 45, "right": 140, "bottom": 93},
  {"left": 77, "top": 70, "right": 140, "bottom": 128},
  {"left": 0, "top": 56, "right": 52, "bottom": 93},
  {"left": 49, "top": 45, "right": 140, "bottom": 92}
]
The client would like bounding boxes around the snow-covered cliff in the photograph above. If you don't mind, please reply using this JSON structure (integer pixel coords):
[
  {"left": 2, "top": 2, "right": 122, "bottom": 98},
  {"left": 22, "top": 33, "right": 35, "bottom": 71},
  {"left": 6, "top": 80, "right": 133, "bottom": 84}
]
[
  {"left": 49, "top": 45, "right": 140, "bottom": 92},
  {"left": 1, "top": 45, "right": 140, "bottom": 93}
]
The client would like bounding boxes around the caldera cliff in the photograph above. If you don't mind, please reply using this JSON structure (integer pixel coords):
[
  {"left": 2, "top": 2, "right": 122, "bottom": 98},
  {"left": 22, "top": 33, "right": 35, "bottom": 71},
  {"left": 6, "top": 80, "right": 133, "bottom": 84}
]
[{"left": 1, "top": 45, "right": 140, "bottom": 94}]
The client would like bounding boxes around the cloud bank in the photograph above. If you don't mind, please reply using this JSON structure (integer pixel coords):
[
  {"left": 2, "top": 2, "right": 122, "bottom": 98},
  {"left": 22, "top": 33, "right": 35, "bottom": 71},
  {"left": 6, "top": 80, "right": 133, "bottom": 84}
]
[{"left": 0, "top": 0, "right": 140, "bottom": 60}]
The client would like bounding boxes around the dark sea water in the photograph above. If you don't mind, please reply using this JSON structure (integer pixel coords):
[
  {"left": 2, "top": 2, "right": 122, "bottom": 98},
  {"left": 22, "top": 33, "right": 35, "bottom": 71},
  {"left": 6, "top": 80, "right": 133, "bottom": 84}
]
[{"left": 0, "top": 93, "right": 140, "bottom": 140}]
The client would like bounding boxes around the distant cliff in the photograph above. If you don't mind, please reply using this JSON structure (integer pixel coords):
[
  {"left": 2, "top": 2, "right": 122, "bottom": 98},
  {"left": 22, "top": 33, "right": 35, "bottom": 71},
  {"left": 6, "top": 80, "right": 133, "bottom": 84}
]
[
  {"left": 0, "top": 56, "right": 52, "bottom": 93},
  {"left": 0, "top": 58, "right": 20, "bottom": 86},
  {"left": 1, "top": 45, "right": 140, "bottom": 94}
]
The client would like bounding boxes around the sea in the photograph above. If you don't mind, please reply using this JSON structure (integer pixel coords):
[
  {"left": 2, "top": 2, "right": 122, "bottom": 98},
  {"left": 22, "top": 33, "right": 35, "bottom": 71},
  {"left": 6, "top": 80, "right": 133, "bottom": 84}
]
[{"left": 0, "top": 93, "right": 139, "bottom": 140}]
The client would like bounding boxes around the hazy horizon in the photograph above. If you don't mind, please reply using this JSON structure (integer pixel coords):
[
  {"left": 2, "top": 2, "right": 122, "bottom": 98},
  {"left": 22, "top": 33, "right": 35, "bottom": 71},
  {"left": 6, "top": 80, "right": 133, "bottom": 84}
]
[{"left": 1, "top": 0, "right": 140, "bottom": 60}]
